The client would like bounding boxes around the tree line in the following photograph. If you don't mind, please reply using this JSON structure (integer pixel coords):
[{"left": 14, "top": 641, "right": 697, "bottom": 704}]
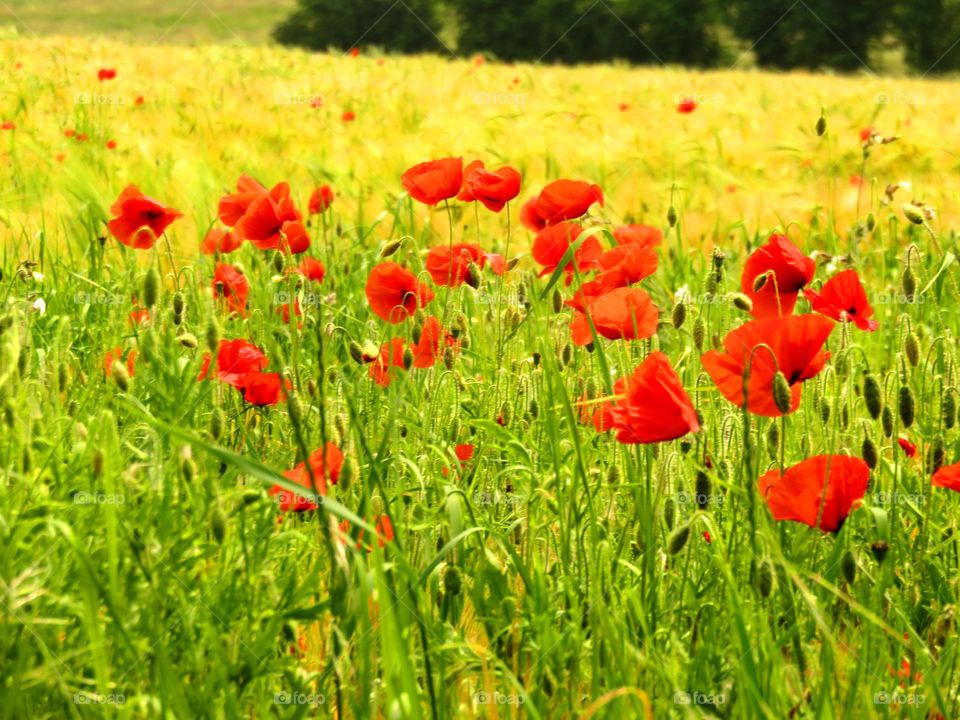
[{"left": 273, "top": 0, "right": 960, "bottom": 73}]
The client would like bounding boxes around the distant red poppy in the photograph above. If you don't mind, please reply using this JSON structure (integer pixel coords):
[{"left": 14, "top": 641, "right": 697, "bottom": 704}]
[
  {"left": 1, "top": 121, "right": 14, "bottom": 131},
  {"left": 618, "top": 103, "right": 630, "bottom": 112},
  {"left": 932, "top": 462, "right": 960, "bottom": 492},
  {"left": 613, "top": 224, "right": 663, "bottom": 249},
  {"left": 298, "top": 257, "right": 326, "bottom": 284},
  {"left": 425, "top": 243, "right": 490, "bottom": 286},
  {"left": 609, "top": 351, "right": 699, "bottom": 444},
  {"left": 103, "top": 347, "right": 136, "bottom": 379},
  {"left": 201, "top": 227, "right": 242, "bottom": 255},
  {"left": 107, "top": 185, "right": 183, "bottom": 250},
  {"left": 411, "top": 316, "right": 455, "bottom": 368},
  {"left": 570, "top": 287, "right": 659, "bottom": 346},
  {"left": 401, "top": 157, "right": 463, "bottom": 206},
  {"left": 741, "top": 234, "right": 816, "bottom": 318},
  {"left": 308, "top": 185, "right": 335, "bottom": 214},
  {"left": 365, "top": 262, "right": 434, "bottom": 323},
  {"left": 898, "top": 437, "right": 917, "bottom": 458},
  {"left": 534, "top": 179, "right": 604, "bottom": 225},
  {"left": 277, "top": 300, "right": 302, "bottom": 325},
  {"left": 338, "top": 514, "right": 395, "bottom": 551},
  {"left": 578, "top": 381, "right": 622, "bottom": 433},
  {"left": 520, "top": 197, "right": 547, "bottom": 232},
  {"left": 457, "top": 160, "right": 521, "bottom": 212},
  {"left": 584, "top": 241, "right": 659, "bottom": 294},
  {"left": 218, "top": 175, "right": 270, "bottom": 226},
  {"left": 804, "top": 269, "right": 878, "bottom": 331},
  {"left": 349, "top": 47, "right": 360, "bottom": 58},
  {"left": 342, "top": 111, "right": 356, "bottom": 122},
  {"left": 98, "top": 68, "right": 116, "bottom": 81},
  {"left": 443, "top": 443, "right": 475, "bottom": 476},
  {"left": 64, "top": 129, "right": 76, "bottom": 138},
  {"left": 676, "top": 96, "right": 697, "bottom": 113},
  {"left": 199, "top": 338, "right": 268, "bottom": 387},
  {"left": 859, "top": 127, "right": 875, "bottom": 143},
  {"left": 532, "top": 222, "right": 603, "bottom": 278},
  {"left": 759, "top": 455, "right": 870, "bottom": 532},
  {"left": 213, "top": 262, "right": 250, "bottom": 315},
  {"left": 233, "top": 182, "right": 309, "bottom": 253},
  {"left": 701, "top": 315, "right": 834, "bottom": 417},
  {"left": 239, "top": 370, "right": 285, "bottom": 406},
  {"left": 270, "top": 443, "right": 344, "bottom": 511},
  {"left": 370, "top": 337, "right": 407, "bottom": 386},
  {"left": 135, "top": 95, "right": 145, "bottom": 105},
  {"left": 105, "top": 139, "right": 117, "bottom": 150}
]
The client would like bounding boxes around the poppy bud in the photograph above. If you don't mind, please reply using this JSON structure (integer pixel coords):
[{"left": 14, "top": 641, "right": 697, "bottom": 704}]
[
  {"left": 695, "top": 471, "right": 710, "bottom": 509},
  {"left": 862, "top": 435, "right": 878, "bottom": 469},
  {"left": 181, "top": 455, "right": 197, "bottom": 483},
  {"left": 704, "top": 271, "right": 718, "bottom": 295},
  {"left": 505, "top": 256, "right": 520, "bottom": 272},
  {"left": 667, "top": 523, "right": 690, "bottom": 555},
  {"left": 210, "top": 407, "right": 224, "bottom": 440},
  {"left": 672, "top": 301, "right": 686, "bottom": 330},
  {"left": 870, "top": 540, "right": 889, "bottom": 564},
  {"left": 752, "top": 271, "right": 771, "bottom": 293},
  {"left": 899, "top": 385, "right": 915, "bottom": 428},
  {"left": 819, "top": 396, "right": 831, "bottom": 424},
  {"left": 380, "top": 238, "right": 403, "bottom": 258},
  {"left": 866, "top": 212, "right": 876, "bottom": 232},
  {"left": 560, "top": 343, "right": 572, "bottom": 367},
  {"left": 339, "top": 453, "right": 355, "bottom": 490},
  {"left": 943, "top": 391, "right": 956, "bottom": 429},
  {"left": 443, "top": 346, "right": 455, "bottom": 370},
  {"left": 756, "top": 559, "right": 775, "bottom": 598},
  {"left": 903, "top": 333, "right": 919, "bottom": 367},
  {"left": 903, "top": 203, "right": 926, "bottom": 225},
  {"left": 816, "top": 113, "right": 827, "bottom": 137},
  {"left": 929, "top": 608, "right": 955, "bottom": 651},
  {"left": 144, "top": 267, "right": 160, "bottom": 308},
  {"left": 662, "top": 498, "right": 675, "bottom": 529},
  {"left": 881, "top": 405, "right": 894, "bottom": 438},
  {"left": 863, "top": 374, "right": 882, "bottom": 419},
  {"left": 766, "top": 422, "right": 779, "bottom": 457},
  {"left": 111, "top": 360, "right": 130, "bottom": 391},
  {"left": 465, "top": 262, "right": 482, "bottom": 289},
  {"left": 772, "top": 372, "right": 792, "bottom": 414},
  {"left": 499, "top": 402, "right": 512, "bottom": 426},
  {"left": 210, "top": 508, "right": 226, "bottom": 543},
  {"left": 178, "top": 332, "right": 198, "bottom": 349},
  {"left": 552, "top": 288, "right": 563, "bottom": 314},
  {"left": 927, "top": 438, "right": 945, "bottom": 474},
  {"left": 272, "top": 251, "right": 285, "bottom": 274},
  {"left": 901, "top": 267, "right": 917, "bottom": 301},
  {"left": 731, "top": 293, "right": 753, "bottom": 313},
  {"left": 607, "top": 465, "right": 620, "bottom": 484},
  {"left": 667, "top": 205, "right": 678, "bottom": 227},
  {"left": 172, "top": 291, "right": 185, "bottom": 322},
  {"left": 692, "top": 317, "right": 706, "bottom": 350},
  {"left": 205, "top": 316, "right": 220, "bottom": 354},
  {"left": 443, "top": 565, "right": 461, "bottom": 596},
  {"left": 840, "top": 550, "right": 856, "bottom": 585},
  {"left": 92, "top": 449, "right": 104, "bottom": 478},
  {"left": 348, "top": 341, "right": 366, "bottom": 364}
]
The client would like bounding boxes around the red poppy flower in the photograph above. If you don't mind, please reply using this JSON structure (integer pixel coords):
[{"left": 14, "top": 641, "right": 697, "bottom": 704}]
[
  {"left": 609, "top": 352, "right": 699, "bottom": 443},
  {"left": 103, "top": 347, "right": 136, "bottom": 379},
  {"left": 298, "top": 257, "right": 326, "bottom": 284},
  {"left": 520, "top": 197, "right": 547, "bottom": 232},
  {"left": 106, "top": 185, "right": 183, "bottom": 250},
  {"left": 277, "top": 300, "right": 302, "bottom": 325},
  {"left": 98, "top": 68, "right": 116, "bottom": 81},
  {"left": 411, "top": 316, "right": 455, "bottom": 368},
  {"left": 534, "top": 179, "right": 604, "bottom": 225},
  {"left": 932, "top": 462, "right": 960, "bottom": 492},
  {"left": 425, "top": 243, "right": 488, "bottom": 286},
  {"left": 213, "top": 262, "right": 250, "bottom": 315},
  {"left": 309, "top": 185, "right": 335, "bottom": 214},
  {"left": 238, "top": 370, "right": 285, "bottom": 406},
  {"left": 342, "top": 111, "right": 356, "bottom": 122},
  {"left": 859, "top": 127, "right": 875, "bottom": 143},
  {"left": 613, "top": 224, "right": 663, "bottom": 249},
  {"left": 804, "top": 269, "right": 878, "bottom": 331},
  {"left": 218, "top": 175, "right": 269, "bottom": 226},
  {"left": 898, "top": 437, "right": 917, "bottom": 458},
  {"left": 1, "top": 121, "right": 15, "bottom": 131},
  {"left": 201, "top": 227, "right": 242, "bottom": 255},
  {"left": 578, "top": 383, "right": 621, "bottom": 433},
  {"left": 270, "top": 443, "right": 344, "bottom": 511},
  {"left": 584, "top": 241, "right": 658, "bottom": 294},
  {"left": 135, "top": 95, "right": 145, "bottom": 105},
  {"left": 370, "top": 337, "right": 407, "bottom": 387},
  {"left": 64, "top": 129, "right": 76, "bottom": 138},
  {"left": 199, "top": 338, "right": 268, "bottom": 387},
  {"left": 233, "top": 183, "right": 309, "bottom": 253},
  {"left": 532, "top": 222, "right": 603, "bottom": 278},
  {"left": 740, "top": 234, "right": 816, "bottom": 318},
  {"left": 457, "top": 160, "right": 521, "bottom": 212},
  {"left": 365, "top": 262, "right": 434, "bottom": 323},
  {"left": 76, "top": 133, "right": 89, "bottom": 142},
  {"left": 338, "top": 514, "right": 395, "bottom": 551},
  {"left": 570, "top": 287, "right": 659, "bottom": 346},
  {"left": 443, "top": 443, "right": 475, "bottom": 476},
  {"left": 759, "top": 455, "right": 870, "bottom": 532},
  {"left": 701, "top": 315, "right": 834, "bottom": 417},
  {"left": 129, "top": 307, "right": 150, "bottom": 327},
  {"left": 401, "top": 157, "right": 463, "bottom": 206},
  {"left": 106, "top": 139, "right": 117, "bottom": 150},
  {"left": 677, "top": 96, "right": 697, "bottom": 113}
]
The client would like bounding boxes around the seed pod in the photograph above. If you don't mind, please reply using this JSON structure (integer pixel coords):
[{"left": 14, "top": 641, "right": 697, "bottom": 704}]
[
  {"left": 339, "top": 453, "right": 355, "bottom": 490},
  {"left": 205, "top": 316, "right": 220, "bottom": 353},
  {"left": 92, "top": 449, "right": 104, "bottom": 478},
  {"left": 529, "top": 398, "right": 540, "bottom": 418},
  {"left": 756, "top": 559, "right": 775, "bottom": 598},
  {"left": 552, "top": 288, "right": 563, "bottom": 314},
  {"left": 111, "top": 360, "right": 130, "bottom": 391},
  {"left": 904, "top": 333, "right": 920, "bottom": 367},
  {"left": 881, "top": 405, "right": 894, "bottom": 438},
  {"left": 380, "top": 238, "right": 403, "bottom": 258},
  {"left": 210, "top": 508, "right": 227, "bottom": 544},
  {"left": 840, "top": 550, "right": 856, "bottom": 585},
  {"left": 692, "top": 317, "right": 706, "bottom": 350},
  {"left": 866, "top": 212, "right": 876, "bottom": 232},
  {"left": 870, "top": 541, "right": 889, "bottom": 564},
  {"left": 862, "top": 435, "right": 878, "bottom": 470},
  {"left": 752, "top": 271, "right": 771, "bottom": 293},
  {"left": 560, "top": 344, "right": 572, "bottom": 368},
  {"left": 465, "top": 262, "right": 482, "bottom": 289},
  {"left": 899, "top": 385, "right": 915, "bottom": 428},
  {"left": 731, "top": 293, "right": 753, "bottom": 313},
  {"left": 348, "top": 340, "right": 366, "bottom": 364},
  {"left": 903, "top": 203, "right": 926, "bottom": 225},
  {"left": 927, "top": 438, "right": 945, "bottom": 474},
  {"left": 662, "top": 498, "right": 675, "bottom": 530},
  {"left": 178, "top": 332, "right": 198, "bottom": 349},
  {"left": 772, "top": 372, "right": 792, "bottom": 414},
  {"left": 443, "top": 565, "right": 461, "bottom": 596},
  {"left": 943, "top": 391, "right": 956, "bottom": 429},
  {"left": 767, "top": 422, "right": 780, "bottom": 459},
  {"left": 672, "top": 301, "right": 686, "bottom": 330},
  {"left": 144, "top": 267, "right": 160, "bottom": 307},
  {"left": 704, "top": 270, "right": 718, "bottom": 295},
  {"left": 695, "top": 471, "right": 710, "bottom": 509},
  {"left": 816, "top": 112, "right": 826, "bottom": 137},
  {"left": 172, "top": 291, "right": 185, "bottom": 323},
  {"left": 667, "top": 206, "right": 678, "bottom": 227},
  {"left": 901, "top": 267, "right": 917, "bottom": 301},
  {"left": 863, "top": 374, "right": 882, "bottom": 419},
  {"left": 667, "top": 524, "right": 690, "bottom": 555},
  {"left": 210, "top": 407, "right": 225, "bottom": 440},
  {"left": 820, "top": 396, "right": 831, "bottom": 424}
]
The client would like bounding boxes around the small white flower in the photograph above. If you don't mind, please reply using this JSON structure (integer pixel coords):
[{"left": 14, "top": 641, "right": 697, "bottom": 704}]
[
  {"left": 32, "top": 297, "right": 46, "bottom": 315},
  {"left": 31, "top": 271, "right": 44, "bottom": 282}
]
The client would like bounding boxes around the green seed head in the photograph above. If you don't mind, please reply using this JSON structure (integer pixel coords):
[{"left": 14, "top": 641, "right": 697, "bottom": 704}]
[
  {"left": 840, "top": 550, "right": 856, "bottom": 585},
  {"left": 861, "top": 434, "right": 878, "bottom": 470},
  {"left": 772, "top": 372, "right": 792, "bottom": 414},
  {"left": 672, "top": 301, "right": 686, "bottom": 330},
  {"left": 864, "top": 374, "right": 882, "bottom": 419},
  {"left": 143, "top": 267, "right": 160, "bottom": 308},
  {"left": 667, "top": 524, "right": 690, "bottom": 555},
  {"left": 899, "top": 385, "right": 915, "bottom": 428}
]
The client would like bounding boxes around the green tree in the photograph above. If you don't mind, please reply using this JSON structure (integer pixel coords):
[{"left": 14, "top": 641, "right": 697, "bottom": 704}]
[{"left": 898, "top": 0, "right": 960, "bottom": 72}]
